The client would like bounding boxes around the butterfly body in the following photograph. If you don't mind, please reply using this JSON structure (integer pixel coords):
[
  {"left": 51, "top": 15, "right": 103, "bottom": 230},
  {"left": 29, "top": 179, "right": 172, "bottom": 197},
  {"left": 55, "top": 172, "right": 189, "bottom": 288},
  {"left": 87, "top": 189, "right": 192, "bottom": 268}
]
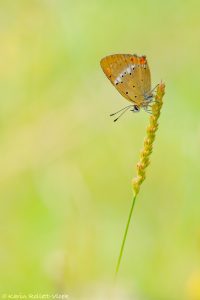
[{"left": 100, "top": 54, "right": 153, "bottom": 112}]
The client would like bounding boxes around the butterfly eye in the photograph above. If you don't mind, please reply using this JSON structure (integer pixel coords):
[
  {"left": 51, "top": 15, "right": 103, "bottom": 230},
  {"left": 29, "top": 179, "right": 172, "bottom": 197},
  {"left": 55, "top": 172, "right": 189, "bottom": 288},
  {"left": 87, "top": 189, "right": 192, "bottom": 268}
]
[{"left": 133, "top": 105, "right": 140, "bottom": 112}]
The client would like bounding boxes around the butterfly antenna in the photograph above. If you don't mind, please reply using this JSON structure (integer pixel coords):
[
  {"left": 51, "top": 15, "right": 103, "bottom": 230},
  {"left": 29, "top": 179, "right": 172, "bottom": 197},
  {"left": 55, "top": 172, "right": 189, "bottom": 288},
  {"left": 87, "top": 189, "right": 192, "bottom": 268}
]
[
  {"left": 110, "top": 105, "right": 133, "bottom": 116},
  {"left": 113, "top": 106, "right": 132, "bottom": 122}
]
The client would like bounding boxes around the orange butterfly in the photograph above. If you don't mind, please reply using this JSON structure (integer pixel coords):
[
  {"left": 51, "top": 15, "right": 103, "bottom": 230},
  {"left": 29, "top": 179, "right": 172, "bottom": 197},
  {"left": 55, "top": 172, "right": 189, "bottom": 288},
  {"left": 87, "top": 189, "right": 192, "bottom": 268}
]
[{"left": 100, "top": 54, "right": 156, "bottom": 121}]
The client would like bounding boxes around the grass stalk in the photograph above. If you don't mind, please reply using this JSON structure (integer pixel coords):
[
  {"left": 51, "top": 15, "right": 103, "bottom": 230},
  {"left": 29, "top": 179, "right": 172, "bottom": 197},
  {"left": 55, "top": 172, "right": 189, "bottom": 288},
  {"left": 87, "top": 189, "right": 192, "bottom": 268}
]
[
  {"left": 115, "top": 194, "right": 137, "bottom": 277},
  {"left": 115, "top": 82, "right": 165, "bottom": 277}
]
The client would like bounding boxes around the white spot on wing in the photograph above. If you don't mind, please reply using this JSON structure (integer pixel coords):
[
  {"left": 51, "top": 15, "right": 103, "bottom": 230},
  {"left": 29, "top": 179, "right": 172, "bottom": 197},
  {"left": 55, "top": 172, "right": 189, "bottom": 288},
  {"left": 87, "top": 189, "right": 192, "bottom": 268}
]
[
  {"left": 114, "top": 77, "right": 123, "bottom": 85},
  {"left": 115, "top": 63, "right": 137, "bottom": 84},
  {"left": 126, "top": 66, "right": 132, "bottom": 74},
  {"left": 114, "top": 79, "right": 118, "bottom": 85}
]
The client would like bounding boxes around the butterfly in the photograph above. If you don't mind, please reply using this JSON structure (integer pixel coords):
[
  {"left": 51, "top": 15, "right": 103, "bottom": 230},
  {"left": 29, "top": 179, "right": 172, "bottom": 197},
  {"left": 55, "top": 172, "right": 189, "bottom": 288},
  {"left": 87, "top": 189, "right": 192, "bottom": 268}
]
[{"left": 100, "top": 54, "right": 156, "bottom": 121}]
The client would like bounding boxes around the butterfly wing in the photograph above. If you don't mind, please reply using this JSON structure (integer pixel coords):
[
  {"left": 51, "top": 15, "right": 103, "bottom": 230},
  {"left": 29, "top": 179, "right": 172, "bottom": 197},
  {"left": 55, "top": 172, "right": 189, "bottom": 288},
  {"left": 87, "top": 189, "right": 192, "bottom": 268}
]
[
  {"left": 138, "top": 56, "right": 151, "bottom": 97},
  {"left": 100, "top": 54, "right": 151, "bottom": 106}
]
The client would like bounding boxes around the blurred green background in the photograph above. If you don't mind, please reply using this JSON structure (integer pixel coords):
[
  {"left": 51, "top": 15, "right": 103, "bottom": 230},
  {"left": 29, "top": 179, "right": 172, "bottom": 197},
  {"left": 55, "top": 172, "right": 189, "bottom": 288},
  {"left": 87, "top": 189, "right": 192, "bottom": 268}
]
[{"left": 1, "top": 0, "right": 200, "bottom": 299}]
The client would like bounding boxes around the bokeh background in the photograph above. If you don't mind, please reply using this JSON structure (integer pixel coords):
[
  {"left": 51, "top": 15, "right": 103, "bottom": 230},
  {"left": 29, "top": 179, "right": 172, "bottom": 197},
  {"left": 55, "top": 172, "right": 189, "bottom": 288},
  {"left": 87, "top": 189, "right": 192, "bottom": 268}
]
[{"left": 1, "top": 0, "right": 200, "bottom": 299}]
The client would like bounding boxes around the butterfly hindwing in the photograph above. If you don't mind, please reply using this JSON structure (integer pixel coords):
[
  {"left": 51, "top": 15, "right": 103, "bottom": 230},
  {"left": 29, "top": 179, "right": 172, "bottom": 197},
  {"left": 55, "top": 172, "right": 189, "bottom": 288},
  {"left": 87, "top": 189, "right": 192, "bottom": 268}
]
[{"left": 138, "top": 57, "right": 151, "bottom": 97}]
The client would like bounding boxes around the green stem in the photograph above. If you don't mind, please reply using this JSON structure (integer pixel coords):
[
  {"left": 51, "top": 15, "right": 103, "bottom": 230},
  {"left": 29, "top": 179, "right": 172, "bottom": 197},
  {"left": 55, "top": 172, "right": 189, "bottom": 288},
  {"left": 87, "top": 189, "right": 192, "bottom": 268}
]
[{"left": 115, "top": 194, "right": 137, "bottom": 277}]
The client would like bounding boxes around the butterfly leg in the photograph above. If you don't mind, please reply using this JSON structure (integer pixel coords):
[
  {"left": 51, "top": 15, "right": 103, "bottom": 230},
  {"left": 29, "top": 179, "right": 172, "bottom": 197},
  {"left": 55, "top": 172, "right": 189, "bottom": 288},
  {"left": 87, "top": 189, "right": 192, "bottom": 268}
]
[
  {"left": 150, "top": 84, "right": 159, "bottom": 94},
  {"left": 144, "top": 96, "right": 160, "bottom": 107},
  {"left": 144, "top": 84, "right": 159, "bottom": 103},
  {"left": 143, "top": 104, "right": 153, "bottom": 114},
  {"left": 150, "top": 99, "right": 159, "bottom": 104},
  {"left": 145, "top": 110, "right": 153, "bottom": 115},
  {"left": 144, "top": 107, "right": 153, "bottom": 114}
]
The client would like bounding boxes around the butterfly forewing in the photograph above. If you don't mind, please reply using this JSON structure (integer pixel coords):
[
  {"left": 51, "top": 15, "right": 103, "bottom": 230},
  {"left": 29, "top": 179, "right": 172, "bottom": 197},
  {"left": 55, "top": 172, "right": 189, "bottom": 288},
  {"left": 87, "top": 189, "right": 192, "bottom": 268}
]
[{"left": 100, "top": 54, "right": 152, "bottom": 107}]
